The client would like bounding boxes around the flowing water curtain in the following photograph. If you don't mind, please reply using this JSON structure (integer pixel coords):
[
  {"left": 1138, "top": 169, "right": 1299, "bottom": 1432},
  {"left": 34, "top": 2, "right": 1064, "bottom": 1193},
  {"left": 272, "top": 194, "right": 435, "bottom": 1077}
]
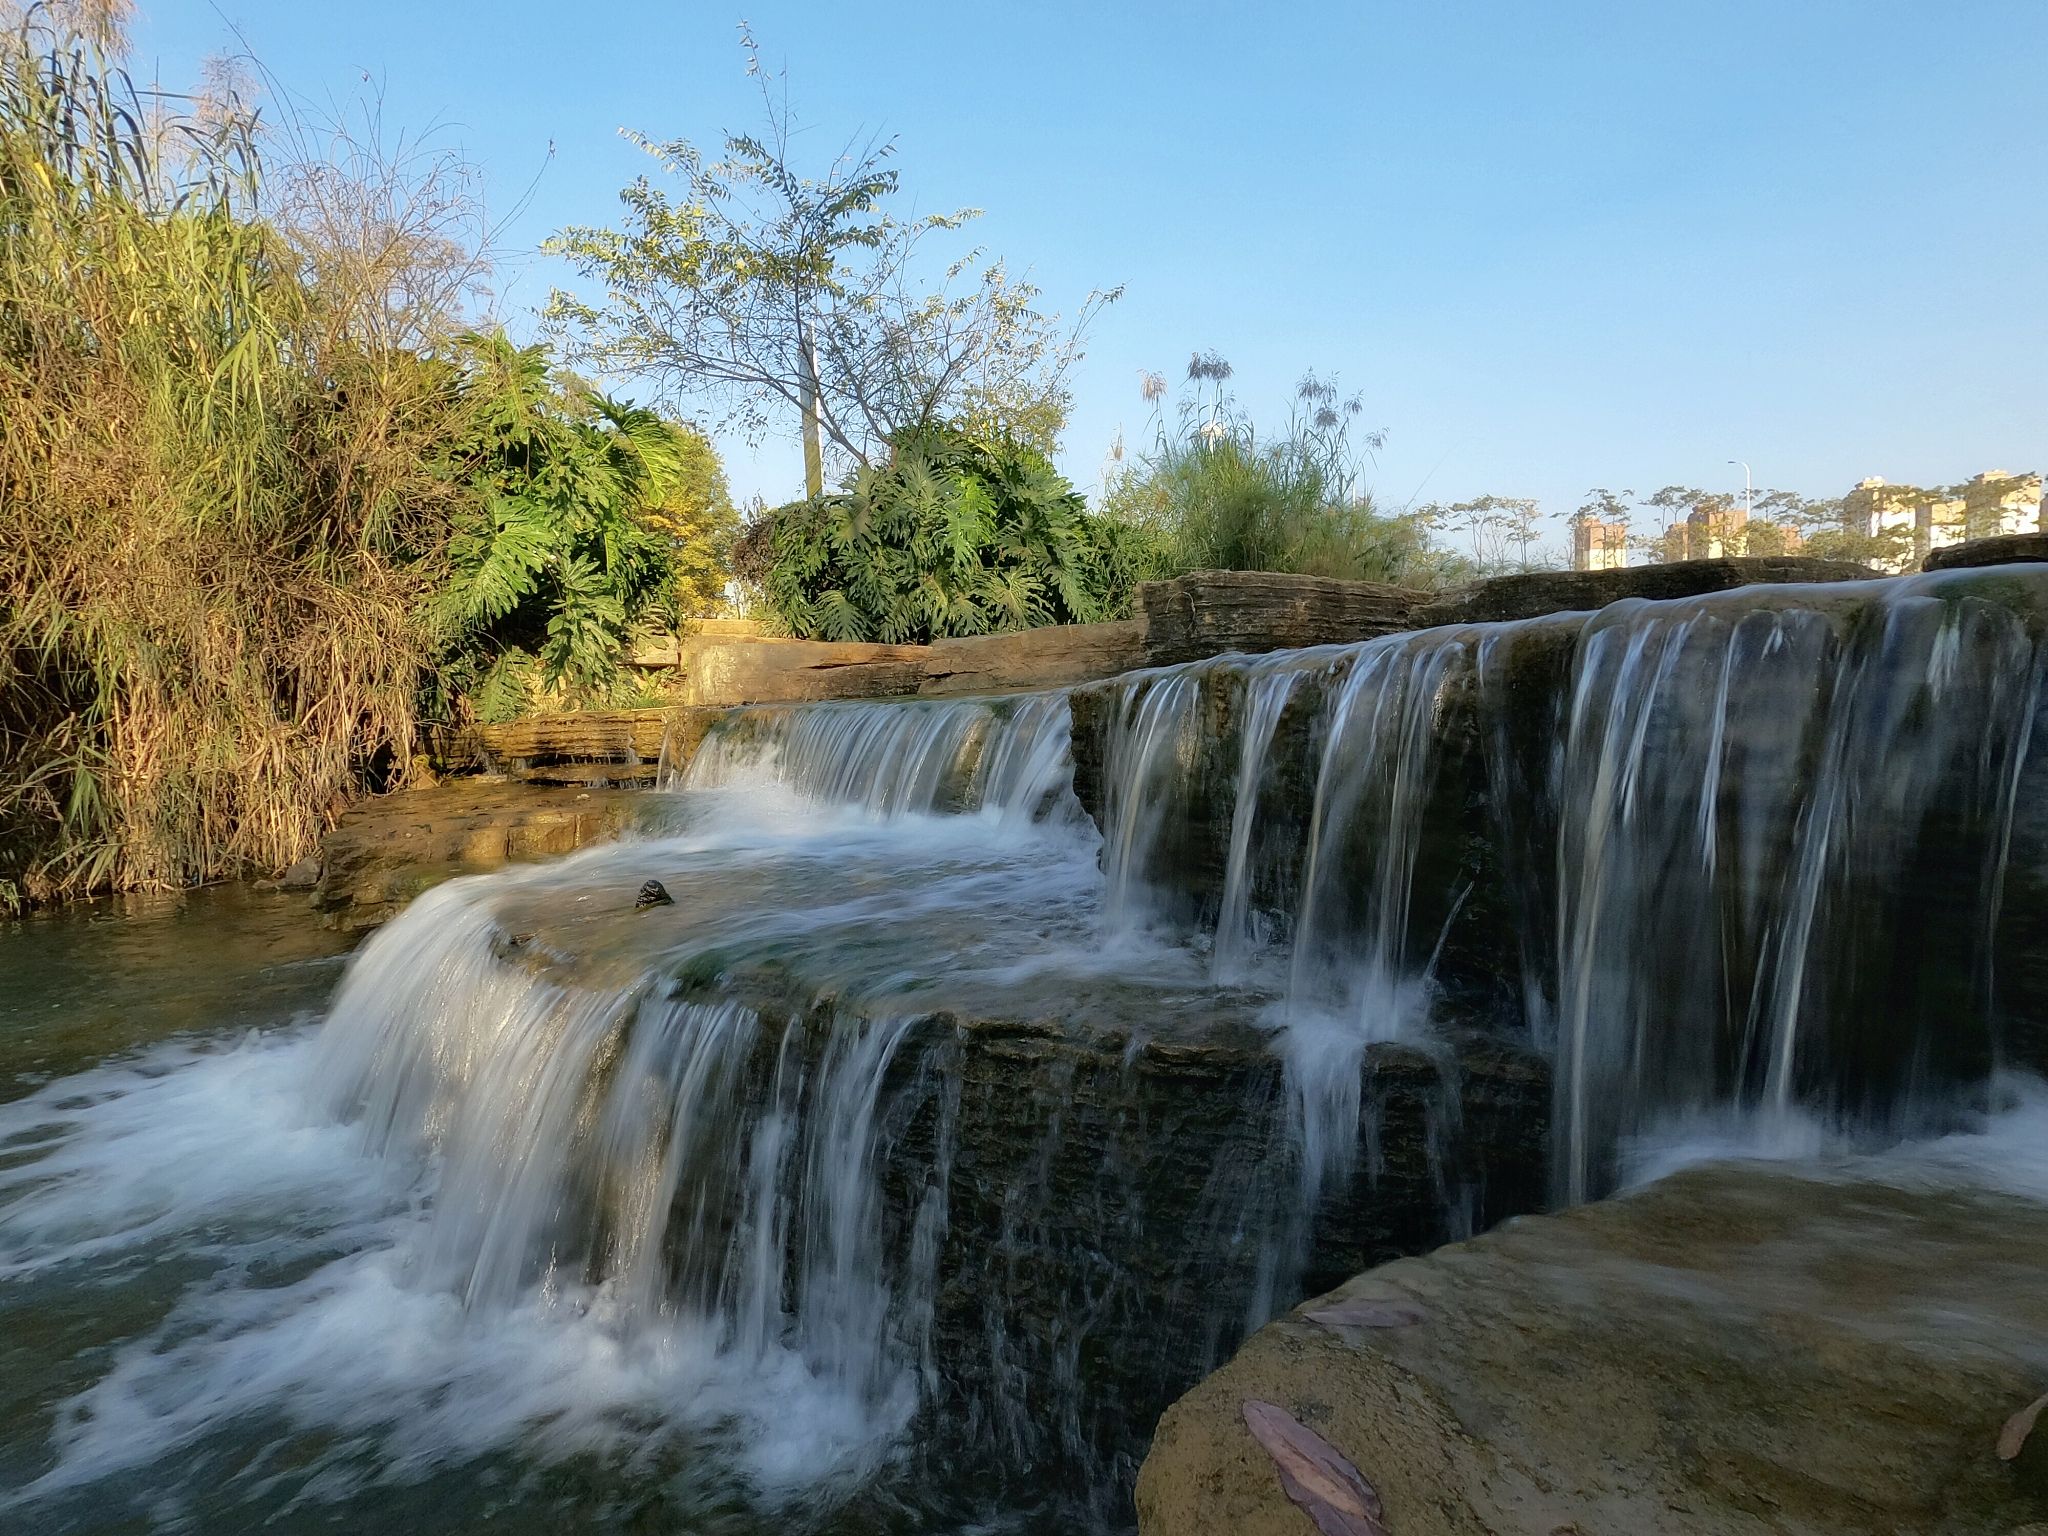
[
  {"left": 1098, "top": 670, "right": 1210, "bottom": 932},
  {"left": 677, "top": 694, "right": 1076, "bottom": 821},
  {"left": 1210, "top": 655, "right": 1311, "bottom": 982},
  {"left": 1284, "top": 630, "right": 1475, "bottom": 1031},
  {"left": 313, "top": 878, "right": 952, "bottom": 1407},
  {"left": 1551, "top": 584, "right": 2045, "bottom": 1202}
]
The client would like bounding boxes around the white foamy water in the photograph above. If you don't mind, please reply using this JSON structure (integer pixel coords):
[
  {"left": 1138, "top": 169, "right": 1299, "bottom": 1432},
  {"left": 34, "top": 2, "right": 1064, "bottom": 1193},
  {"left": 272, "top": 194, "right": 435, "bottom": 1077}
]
[
  {"left": 0, "top": 727, "right": 1235, "bottom": 1529},
  {"left": 1619, "top": 1072, "right": 2048, "bottom": 1203},
  {"left": 0, "top": 1019, "right": 907, "bottom": 1512}
]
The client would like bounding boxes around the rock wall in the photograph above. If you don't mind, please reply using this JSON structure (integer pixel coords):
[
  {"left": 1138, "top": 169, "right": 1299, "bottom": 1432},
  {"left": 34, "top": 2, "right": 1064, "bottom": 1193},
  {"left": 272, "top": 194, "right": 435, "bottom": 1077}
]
[
  {"left": 461, "top": 558, "right": 1898, "bottom": 784},
  {"left": 1413, "top": 554, "right": 1872, "bottom": 625},
  {"left": 547, "top": 947, "right": 1551, "bottom": 1516}
]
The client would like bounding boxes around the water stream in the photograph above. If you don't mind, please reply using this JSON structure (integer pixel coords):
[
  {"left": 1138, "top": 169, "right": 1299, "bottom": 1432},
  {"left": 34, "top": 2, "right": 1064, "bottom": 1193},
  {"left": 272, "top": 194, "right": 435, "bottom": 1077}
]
[{"left": 6, "top": 567, "right": 2048, "bottom": 1533}]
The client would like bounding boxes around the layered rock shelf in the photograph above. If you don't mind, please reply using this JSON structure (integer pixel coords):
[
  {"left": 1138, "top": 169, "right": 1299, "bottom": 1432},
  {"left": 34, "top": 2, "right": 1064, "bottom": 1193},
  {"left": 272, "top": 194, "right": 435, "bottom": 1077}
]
[
  {"left": 442, "top": 557, "right": 1933, "bottom": 785},
  {"left": 311, "top": 782, "right": 671, "bottom": 930},
  {"left": 1136, "top": 1164, "right": 2048, "bottom": 1536}
]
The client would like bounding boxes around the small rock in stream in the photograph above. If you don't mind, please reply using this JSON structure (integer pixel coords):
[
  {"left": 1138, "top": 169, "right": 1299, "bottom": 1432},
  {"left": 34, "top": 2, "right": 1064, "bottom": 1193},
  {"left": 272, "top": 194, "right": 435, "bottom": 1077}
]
[{"left": 635, "top": 879, "right": 673, "bottom": 910}]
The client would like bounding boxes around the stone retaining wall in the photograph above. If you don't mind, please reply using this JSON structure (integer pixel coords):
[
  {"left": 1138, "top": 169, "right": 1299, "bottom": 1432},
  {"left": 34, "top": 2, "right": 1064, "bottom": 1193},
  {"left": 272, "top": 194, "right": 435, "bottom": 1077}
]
[{"left": 468, "top": 557, "right": 1911, "bottom": 780}]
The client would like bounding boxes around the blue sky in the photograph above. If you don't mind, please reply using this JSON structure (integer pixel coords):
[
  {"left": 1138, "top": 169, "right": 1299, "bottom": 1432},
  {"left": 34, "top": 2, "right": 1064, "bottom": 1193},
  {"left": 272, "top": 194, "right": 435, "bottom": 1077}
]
[{"left": 132, "top": 1, "right": 2047, "bottom": 553}]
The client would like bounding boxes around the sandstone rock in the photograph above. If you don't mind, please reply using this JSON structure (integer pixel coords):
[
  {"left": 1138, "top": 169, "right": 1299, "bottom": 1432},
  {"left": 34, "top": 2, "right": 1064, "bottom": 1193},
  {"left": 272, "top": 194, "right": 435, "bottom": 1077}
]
[
  {"left": 442, "top": 706, "right": 723, "bottom": 785},
  {"left": 310, "top": 782, "right": 664, "bottom": 931},
  {"left": 919, "top": 619, "right": 1148, "bottom": 695},
  {"left": 1926, "top": 534, "right": 2048, "bottom": 572},
  {"left": 1413, "top": 556, "right": 1875, "bottom": 627},
  {"left": 1137, "top": 1165, "right": 2048, "bottom": 1536},
  {"left": 1140, "top": 571, "right": 1428, "bottom": 666},
  {"left": 629, "top": 617, "right": 769, "bottom": 668},
  {"left": 676, "top": 636, "right": 930, "bottom": 707}
]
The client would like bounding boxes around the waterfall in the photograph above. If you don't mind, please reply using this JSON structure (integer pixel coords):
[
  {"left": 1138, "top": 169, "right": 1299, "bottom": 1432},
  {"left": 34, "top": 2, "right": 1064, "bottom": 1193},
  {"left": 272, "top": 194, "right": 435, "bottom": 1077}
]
[
  {"left": 1551, "top": 583, "right": 2043, "bottom": 1200},
  {"left": 23, "top": 565, "right": 2045, "bottom": 1531},
  {"left": 1211, "top": 657, "right": 1306, "bottom": 982},
  {"left": 1071, "top": 568, "right": 2048, "bottom": 1205},
  {"left": 675, "top": 691, "right": 1076, "bottom": 822},
  {"left": 313, "top": 873, "right": 945, "bottom": 1435}
]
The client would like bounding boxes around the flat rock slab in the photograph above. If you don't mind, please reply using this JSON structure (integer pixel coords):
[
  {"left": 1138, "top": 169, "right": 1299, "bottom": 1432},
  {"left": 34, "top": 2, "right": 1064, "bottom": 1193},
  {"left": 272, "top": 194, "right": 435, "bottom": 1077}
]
[
  {"left": 1414, "top": 557, "right": 1875, "bottom": 627},
  {"left": 1139, "top": 571, "right": 1427, "bottom": 666},
  {"left": 312, "top": 782, "right": 660, "bottom": 931},
  {"left": 920, "top": 619, "right": 1148, "bottom": 694},
  {"left": 677, "top": 636, "right": 930, "bottom": 707},
  {"left": 1138, "top": 1164, "right": 2048, "bottom": 1536}
]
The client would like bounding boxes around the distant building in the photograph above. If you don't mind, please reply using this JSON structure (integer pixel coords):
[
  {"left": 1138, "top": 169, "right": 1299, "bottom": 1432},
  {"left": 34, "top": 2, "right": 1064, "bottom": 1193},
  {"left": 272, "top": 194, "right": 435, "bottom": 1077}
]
[
  {"left": 1571, "top": 518, "right": 1629, "bottom": 571},
  {"left": 1842, "top": 471, "right": 2042, "bottom": 571},
  {"left": 1660, "top": 500, "right": 1750, "bottom": 562},
  {"left": 1962, "top": 469, "right": 2044, "bottom": 540}
]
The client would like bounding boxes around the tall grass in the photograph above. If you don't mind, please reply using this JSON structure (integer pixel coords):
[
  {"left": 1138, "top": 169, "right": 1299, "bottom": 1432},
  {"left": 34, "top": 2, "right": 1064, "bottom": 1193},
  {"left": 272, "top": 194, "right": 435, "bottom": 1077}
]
[
  {"left": 0, "top": 7, "right": 470, "bottom": 907},
  {"left": 1101, "top": 367, "right": 1463, "bottom": 588}
]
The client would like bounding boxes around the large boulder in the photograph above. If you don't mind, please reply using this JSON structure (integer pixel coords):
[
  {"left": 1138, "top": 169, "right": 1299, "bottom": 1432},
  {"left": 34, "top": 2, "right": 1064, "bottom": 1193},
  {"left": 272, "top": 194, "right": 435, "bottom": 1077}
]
[
  {"left": 920, "top": 619, "right": 1148, "bottom": 695},
  {"left": 1139, "top": 571, "right": 1427, "bottom": 666},
  {"left": 1137, "top": 1163, "right": 2048, "bottom": 1536},
  {"left": 311, "top": 782, "right": 665, "bottom": 930},
  {"left": 677, "top": 635, "right": 932, "bottom": 707},
  {"left": 1927, "top": 533, "right": 2048, "bottom": 572},
  {"left": 443, "top": 706, "right": 719, "bottom": 784}
]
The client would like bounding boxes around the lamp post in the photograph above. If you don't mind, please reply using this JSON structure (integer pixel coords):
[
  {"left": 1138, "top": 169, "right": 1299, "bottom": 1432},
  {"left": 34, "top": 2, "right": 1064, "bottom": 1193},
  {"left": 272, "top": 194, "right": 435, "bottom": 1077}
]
[{"left": 1727, "top": 459, "right": 1752, "bottom": 520}]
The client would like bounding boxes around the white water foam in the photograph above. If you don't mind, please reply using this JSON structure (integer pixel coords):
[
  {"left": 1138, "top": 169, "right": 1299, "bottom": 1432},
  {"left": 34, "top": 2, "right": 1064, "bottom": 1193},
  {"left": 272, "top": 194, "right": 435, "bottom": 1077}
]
[
  {"left": 0, "top": 1020, "right": 906, "bottom": 1511},
  {"left": 1619, "top": 1072, "right": 2048, "bottom": 1205}
]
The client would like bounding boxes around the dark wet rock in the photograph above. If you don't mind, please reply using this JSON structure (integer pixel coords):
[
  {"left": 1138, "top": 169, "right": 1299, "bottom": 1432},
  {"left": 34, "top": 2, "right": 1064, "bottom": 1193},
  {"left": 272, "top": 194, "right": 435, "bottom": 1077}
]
[
  {"left": 1927, "top": 533, "right": 2048, "bottom": 572},
  {"left": 484, "top": 929, "right": 1550, "bottom": 1518},
  {"left": 634, "top": 878, "right": 674, "bottom": 909},
  {"left": 1138, "top": 1165, "right": 2048, "bottom": 1536},
  {"left": 1413, "top": 556, "right": 1874, "bottom": 627}
]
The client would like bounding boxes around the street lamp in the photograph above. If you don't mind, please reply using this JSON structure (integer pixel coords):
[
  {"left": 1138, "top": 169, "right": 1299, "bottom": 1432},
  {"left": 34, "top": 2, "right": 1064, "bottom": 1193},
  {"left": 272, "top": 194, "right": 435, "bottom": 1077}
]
[{"left": 1727, "top": 460, "right": 1752, "bottom": 520}]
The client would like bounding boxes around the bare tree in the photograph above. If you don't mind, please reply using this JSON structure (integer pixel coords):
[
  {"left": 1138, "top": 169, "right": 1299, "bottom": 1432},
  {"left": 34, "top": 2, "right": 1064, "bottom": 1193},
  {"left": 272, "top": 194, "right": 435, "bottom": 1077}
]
[{"left": 544, "top": 28, "right": 1116, "bottom": 493}]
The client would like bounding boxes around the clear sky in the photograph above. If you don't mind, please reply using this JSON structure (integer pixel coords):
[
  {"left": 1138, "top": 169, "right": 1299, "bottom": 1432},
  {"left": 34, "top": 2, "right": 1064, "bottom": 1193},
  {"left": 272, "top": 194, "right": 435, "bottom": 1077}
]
[{"left": 131, "top": 1, "right": 2047, "bottom": 553}]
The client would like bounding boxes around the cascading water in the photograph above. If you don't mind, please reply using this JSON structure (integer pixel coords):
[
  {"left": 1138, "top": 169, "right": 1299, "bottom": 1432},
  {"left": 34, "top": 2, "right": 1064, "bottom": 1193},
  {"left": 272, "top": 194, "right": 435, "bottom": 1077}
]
[
  {"left": 673, "top": 691, "right": 1075, "bottom": 822},
  {"left": 1550, "top": 583, "right": 2043, "bottom": 1200},
  {"left": 9, "top": 565, "right": 2048, "bottom": 1536}
]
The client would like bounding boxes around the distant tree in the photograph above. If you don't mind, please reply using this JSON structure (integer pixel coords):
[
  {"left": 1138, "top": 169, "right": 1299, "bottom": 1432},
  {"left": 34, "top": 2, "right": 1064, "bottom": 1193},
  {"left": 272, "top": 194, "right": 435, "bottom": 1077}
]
[
  {"left": 1565, "top": 488, "right": 1633, "bottom": 567},
  {"left": 1786, "top": 491, "right": 1914, "bottom": 570},
  {"left": 544, "top": 28, "right": 1115, "bottom": 492},
  {"left": 1412, "top": 494, "right": 1543, "bottom": 574},
  {"left": 641, "top": 427, "right": 739, "bottom": 625},
  {"left": 1571, "top": 487, "right": 1633, "bottom": 533}
]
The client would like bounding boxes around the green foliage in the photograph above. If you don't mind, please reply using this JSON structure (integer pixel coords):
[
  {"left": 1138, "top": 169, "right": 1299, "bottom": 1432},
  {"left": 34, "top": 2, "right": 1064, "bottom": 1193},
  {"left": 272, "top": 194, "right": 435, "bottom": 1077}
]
[
  {"left": 0, "top": 8, "right": 467, "bottom": 906},
  {"left": 0, "top": 11, "right": 733, "bottom": 905},
  {"left": 434, "top": 332, "right": 718, "bottom": 720},
  {"left": 758, "top": 425, "right": 1145, "bottom": 643},
  {"left": 1103, "top": 359, "right": 1458, "bottom": 587}
]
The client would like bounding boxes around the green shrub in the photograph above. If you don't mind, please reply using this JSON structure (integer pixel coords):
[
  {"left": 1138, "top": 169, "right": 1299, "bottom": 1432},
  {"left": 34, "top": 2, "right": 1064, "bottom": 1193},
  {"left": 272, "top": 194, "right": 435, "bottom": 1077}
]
[
  {"left": 431, "top": 332, "right": 729, "bottom": 722},
  {"left": 756, "top": 425, "right": 1151, "bottom": 643}
]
